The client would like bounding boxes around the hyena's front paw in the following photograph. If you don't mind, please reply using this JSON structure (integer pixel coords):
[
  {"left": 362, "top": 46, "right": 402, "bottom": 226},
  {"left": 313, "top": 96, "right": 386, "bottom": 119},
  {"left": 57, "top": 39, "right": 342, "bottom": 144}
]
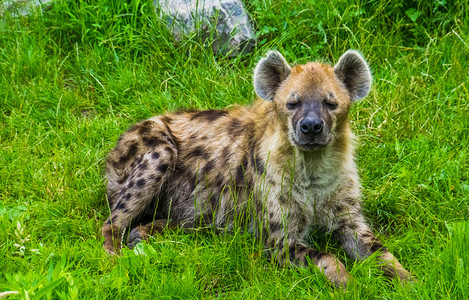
[
  {"left": 290, "top": 245, "right": 352, "bottom": 289},
  {"left": 127, "top": 225, "right": 151, "bottom": 249},
  {"left": 379, "top": 253, "right": 416, "bottom": 285},
  {"left": 395, "top": 268, "right": 417, "bottom": 285},
  {"left": 126, "top": 219, "right": 170, "bottom": 249},
  {"left": 318, "top": 255, "right": 351, "bottom": 289},
  {"left": 101, "top": 223, "right": 122, "bottom": 255}
]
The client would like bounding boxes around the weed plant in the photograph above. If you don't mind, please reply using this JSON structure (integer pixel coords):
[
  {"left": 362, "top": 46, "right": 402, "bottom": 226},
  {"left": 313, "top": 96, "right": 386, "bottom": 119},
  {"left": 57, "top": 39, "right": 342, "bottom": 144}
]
[{"left": 0, "top": 0, "right": 468, "bottom": 298}]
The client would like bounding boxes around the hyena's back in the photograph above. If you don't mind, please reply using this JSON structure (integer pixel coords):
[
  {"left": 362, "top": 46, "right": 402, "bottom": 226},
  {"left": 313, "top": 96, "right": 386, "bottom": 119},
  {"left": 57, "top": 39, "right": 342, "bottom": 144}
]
[{"left": 104, "top": 105, "right": 267, "bottom": 240}]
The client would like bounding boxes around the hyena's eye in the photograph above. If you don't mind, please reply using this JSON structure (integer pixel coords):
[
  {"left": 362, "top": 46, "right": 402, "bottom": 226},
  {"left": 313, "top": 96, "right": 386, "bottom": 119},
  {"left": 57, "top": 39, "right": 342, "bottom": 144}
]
[
  {"left": 286, "top": 101, "right": 302, "bottom": 110},
  {"left": 324, "top": 101, "right": 338, "bottom": 110}
]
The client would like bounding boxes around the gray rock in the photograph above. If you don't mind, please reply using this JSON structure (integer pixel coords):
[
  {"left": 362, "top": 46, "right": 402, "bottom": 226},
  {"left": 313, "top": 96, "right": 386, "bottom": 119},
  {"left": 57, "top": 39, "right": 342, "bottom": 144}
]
[
  {"left": 154, "top": 0, "right": 256, "bottom": 56},
  {"left": 1, "top": 0, "right": 53, "bottom": 17}
]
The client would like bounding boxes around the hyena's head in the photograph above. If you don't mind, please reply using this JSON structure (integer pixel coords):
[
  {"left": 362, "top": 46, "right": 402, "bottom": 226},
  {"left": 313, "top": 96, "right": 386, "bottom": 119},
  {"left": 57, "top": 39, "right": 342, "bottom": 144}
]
[{"left": 254, "top": 50, "right": 371, "bottom": 151}]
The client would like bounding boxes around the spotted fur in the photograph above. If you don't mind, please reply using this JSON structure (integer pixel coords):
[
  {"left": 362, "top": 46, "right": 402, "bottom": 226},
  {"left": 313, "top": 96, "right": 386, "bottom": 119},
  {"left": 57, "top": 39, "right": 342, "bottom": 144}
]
[{"left": 101, "top": 50, "right": 413, "bottom": 288}]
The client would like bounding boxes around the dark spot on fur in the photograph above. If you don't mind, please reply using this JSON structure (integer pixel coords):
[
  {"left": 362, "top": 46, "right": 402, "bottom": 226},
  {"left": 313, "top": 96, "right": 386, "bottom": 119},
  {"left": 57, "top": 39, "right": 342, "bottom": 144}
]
[
  {"left": 253, "top": 155, "right": 265, "bottom": 175},
  {"left": 246, "top": 122, "right": 259, "bottom": 152},
  {"left": 208, "top": 194, "right": 219, "bottom": 210},
  {"left": 136, "top": 179, "right": 145, "bottom": 187},
  {"left": 150, "top": 174, "right": 161, "bottom": 181},
  {"left": 295, "top": 212, "right": 307, "bottom": 229},
  {"left": 279, "top": 195, "right": 287, "bottom": 204},
  {"left": 114, "top": 201, "right": 127, "bottom": 210},
  {"left": 254, "top": 199, "right": 263, "bottom": 214},
  {"left": 333, "top": 202, "right": 346, "bottom": 214},
  {"left": 235, "top": 158, "right": 249, "bottom": 185},
  {"left": 361, "top": 231, "right": 374, "bottom": 239},
  {"left": 228, "top": 118, "right": 243, "bottom": 136},
  {"left": 222, "top": 147, "right": 231, "bottom": 163},
  {"left": 160, "top": 131, "right": 169, "bottom": 140},
  {"left": 152, "top": 152, "right": 160, "bottom": 160},
  {"left": 161, "top": 116, "right": 173, "bottom": 125},
  {"left": 235, "top": 165, "right": 245, "bottom": 185},
  {"left": 337, "top": 217, "right": 348, "bottom": 229},
  {"left": 128, "top": 181, "right": 134, "bottom": 188},
  {"left": 119, "top": 143, "right": 138, "bottom": 164},
  {"left": 163, "top": 146, "right": 173, "bottom": 155},
  {"left": 343, "top": 197, "right": 354, "bottom": 206},
  {"left": 137, "top": 121, "right": 153, "bottom": 135},
  {"left": 138, "top": 160, "right": 148, "bottom": 170},
  {"left": 190, "top": 146, "right": 208, "bottom": 159},
  {"left": 369, "top": 241, "right": 386, "bottom": 253},
  {"left": 190, "top": 110, "right": 228, "bottom": 122},
  {"left": 142, "top": 137, "right": 160, "bottom": 147},
  {"left": 158, "top": 164, "right": 169, "bottom": 173},
  {"left": 213, "top": 176, "right": 226, "bottom": 191},
  {"left": 163, "top": 123, "right": 179, "bottom": 149},
  {"left": 117, "top": 174, "right": 129, "bottom": 185},
  {"left": 278, "top": 240, "right": 284, "bottom": 253},
  {"left": 202, "top": 160, "right": 215, "bottom": 175},
  {"left": 296, "top": 245, "right": 308, "bottom": 256},
  {"left": 269, "top": 222, "right": 281, "bottom": 233},
  {"left": 289, "top": 244, "right": 296, "bottom": 261},
  {"left": 172, "top": 164, "right": 196, "bottom": 193},
  {"left": 124, "top": 193, "right": 132, "bottom": 200},
  {"left": 106, "top": 219, "right": 112, "bottom": 224}
]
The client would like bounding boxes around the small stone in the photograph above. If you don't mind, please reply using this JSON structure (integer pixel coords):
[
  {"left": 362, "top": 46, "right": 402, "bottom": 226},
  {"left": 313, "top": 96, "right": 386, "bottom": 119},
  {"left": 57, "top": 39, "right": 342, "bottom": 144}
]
[
  {"left": 1, "top": 0, "right": 53, "bottom": 17},
  {"left": 154, "top": 0, "right": 256, "bottom": 56}
]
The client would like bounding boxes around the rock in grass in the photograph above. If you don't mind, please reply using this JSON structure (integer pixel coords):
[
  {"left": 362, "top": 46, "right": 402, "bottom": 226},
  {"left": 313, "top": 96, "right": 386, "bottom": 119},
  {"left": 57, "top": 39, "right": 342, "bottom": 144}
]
[
  {"left": 0, "top": 0, "right": 53, "bottom": 17},
  {"left": 154, "top": 0, "right": 256, "bottom": 56}
]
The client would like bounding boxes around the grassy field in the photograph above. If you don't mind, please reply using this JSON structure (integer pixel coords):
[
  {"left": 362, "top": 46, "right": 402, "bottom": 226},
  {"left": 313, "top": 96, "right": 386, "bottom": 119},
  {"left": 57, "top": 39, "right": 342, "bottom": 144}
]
[{"left": 0, "top": 0, "right": 468, "bottom": 298}]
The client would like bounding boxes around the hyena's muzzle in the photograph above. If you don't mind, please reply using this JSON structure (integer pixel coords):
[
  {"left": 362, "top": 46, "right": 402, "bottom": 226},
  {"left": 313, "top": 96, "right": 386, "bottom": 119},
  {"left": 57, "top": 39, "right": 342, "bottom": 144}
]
[{"left": 291, "top": 99, "right": 333, "bottom": 150}]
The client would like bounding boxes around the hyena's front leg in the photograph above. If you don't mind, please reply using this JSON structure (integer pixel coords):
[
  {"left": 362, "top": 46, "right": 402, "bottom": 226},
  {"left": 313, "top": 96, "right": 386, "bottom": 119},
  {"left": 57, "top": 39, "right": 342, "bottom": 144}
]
[
  {"left": 336, "top": 209, "right": 413, "bottom": 282},
  {"left": 288, "top": 242, "right": 350, "bottom": 288},
  {"left": 265, "top": 229, "right": 350, "bottom": 288}
]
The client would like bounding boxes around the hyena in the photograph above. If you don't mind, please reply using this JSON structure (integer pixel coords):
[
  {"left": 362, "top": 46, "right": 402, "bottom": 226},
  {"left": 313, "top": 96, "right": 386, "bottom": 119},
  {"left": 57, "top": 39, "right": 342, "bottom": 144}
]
[{"left": 101, "top": 50, "right": 413, "bottom": 287}]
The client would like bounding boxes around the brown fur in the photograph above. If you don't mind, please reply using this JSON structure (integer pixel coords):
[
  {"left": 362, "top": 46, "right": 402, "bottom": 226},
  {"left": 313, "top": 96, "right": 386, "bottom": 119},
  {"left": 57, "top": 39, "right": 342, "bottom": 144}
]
[{"left": 101, "top": 50, "right": 413, "bottom": 288}]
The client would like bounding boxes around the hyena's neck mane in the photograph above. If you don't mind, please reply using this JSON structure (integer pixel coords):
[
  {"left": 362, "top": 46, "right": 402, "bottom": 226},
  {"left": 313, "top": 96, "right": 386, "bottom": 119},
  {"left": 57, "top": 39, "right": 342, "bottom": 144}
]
[{"left": 293, "top": 139, "right": 353, "bottom": 191}]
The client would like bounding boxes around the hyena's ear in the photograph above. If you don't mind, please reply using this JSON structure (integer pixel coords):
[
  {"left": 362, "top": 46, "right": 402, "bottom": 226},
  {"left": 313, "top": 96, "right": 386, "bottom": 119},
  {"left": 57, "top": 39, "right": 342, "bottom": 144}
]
[
  {"left": 334, "top": 50, "right": 372, "bottom": 102},
  {"left": 254, "top": 51, "right": 291, "bottom": 101}
]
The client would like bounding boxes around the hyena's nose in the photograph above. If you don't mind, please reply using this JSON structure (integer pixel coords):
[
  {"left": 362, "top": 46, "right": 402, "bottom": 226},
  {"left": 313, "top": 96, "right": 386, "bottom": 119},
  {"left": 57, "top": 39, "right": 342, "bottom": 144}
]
[{"left": 300, "top": 118, "right": 324, "bottom": 135}]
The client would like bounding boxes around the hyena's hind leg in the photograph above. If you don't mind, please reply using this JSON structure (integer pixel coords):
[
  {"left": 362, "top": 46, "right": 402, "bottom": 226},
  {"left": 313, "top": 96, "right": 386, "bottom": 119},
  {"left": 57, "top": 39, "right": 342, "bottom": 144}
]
[
  {"left": 101, "top": 118, "right": 178, "bottom": 254},
  {"left": 127, "top": 219, "right": 175, "bottom": 249}
]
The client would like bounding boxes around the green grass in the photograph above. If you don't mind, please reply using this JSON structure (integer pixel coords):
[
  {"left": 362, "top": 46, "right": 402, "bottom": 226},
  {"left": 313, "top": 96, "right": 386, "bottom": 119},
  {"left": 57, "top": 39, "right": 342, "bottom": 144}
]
[{"left": 0, "top": 0, "right": 468, "bottom": 298}]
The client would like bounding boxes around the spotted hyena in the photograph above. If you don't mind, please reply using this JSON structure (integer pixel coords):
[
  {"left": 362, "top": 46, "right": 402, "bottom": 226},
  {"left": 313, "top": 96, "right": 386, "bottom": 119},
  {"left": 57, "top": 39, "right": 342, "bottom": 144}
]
[{"left": 101, "top": 50, "right": 413, "bottom": 288}]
